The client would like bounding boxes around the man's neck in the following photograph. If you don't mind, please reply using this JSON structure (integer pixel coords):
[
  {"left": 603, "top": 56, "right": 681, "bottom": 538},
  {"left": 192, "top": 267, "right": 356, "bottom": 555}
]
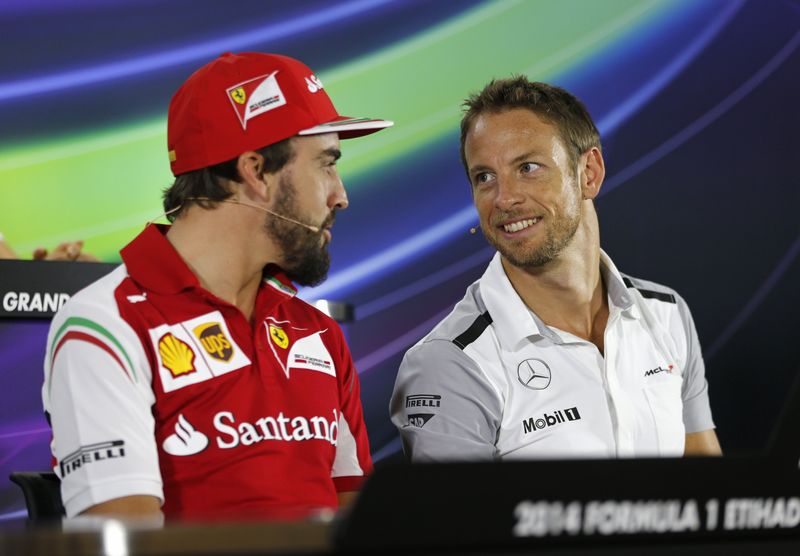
[
  {"left": 165, "top": 206, "right": 278, "bottom": 323},
  {"left": 502, "top": 211, "right": 609, "bottom": 352}
]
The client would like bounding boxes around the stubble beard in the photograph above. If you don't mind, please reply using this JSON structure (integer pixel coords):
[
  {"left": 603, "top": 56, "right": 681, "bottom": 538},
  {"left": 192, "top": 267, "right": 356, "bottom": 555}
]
[
  {"left": 263, "top": 175, "right": 333, "bottom": 286},
  {"left": 482, "top": 183, "right": 582, "bottom": 269}
]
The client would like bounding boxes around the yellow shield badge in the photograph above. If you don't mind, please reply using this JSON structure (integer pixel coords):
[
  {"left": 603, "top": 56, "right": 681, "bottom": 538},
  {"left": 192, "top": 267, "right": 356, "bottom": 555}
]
[
  {"left": 229, "top": 86, "right": 246, "bottom": 105},
  {"left": 269, "top": 324, "right": 289, "bottom": 349}
]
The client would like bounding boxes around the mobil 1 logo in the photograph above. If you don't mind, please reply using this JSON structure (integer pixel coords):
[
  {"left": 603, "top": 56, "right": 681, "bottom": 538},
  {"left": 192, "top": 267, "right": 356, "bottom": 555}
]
[{"left": 523, "top": 407, "right": 581, "bottom": 434}]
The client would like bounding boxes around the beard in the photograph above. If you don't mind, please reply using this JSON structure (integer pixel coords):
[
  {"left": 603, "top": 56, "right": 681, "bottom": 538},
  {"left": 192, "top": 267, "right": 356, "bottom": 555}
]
[
  {"left": 482, "top": 185, "right": 582, "bottom": 269},
  {"left": 263, "top": 175, "right": 334, "bottom": 286}
]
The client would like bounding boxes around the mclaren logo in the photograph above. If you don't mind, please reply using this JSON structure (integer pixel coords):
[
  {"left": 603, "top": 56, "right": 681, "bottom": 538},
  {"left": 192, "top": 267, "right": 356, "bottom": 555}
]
[
  {"left": 517, "top": 358, "right": 551, "bottom": 390},
  {"left": 193, "top": 322, "right": 233, "bottom": 362},
  {"left": 645, "top": 364, "right": 674, "bottom": 377}
]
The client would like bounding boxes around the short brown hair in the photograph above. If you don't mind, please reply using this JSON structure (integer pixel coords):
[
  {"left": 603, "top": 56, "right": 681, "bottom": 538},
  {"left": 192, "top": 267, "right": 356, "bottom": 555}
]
[
  {"left": 459, "top": 76, "right": 600, "bottom": 175},
  {"left": 163, "top": 138, "right": 294, "bottom": 221}
]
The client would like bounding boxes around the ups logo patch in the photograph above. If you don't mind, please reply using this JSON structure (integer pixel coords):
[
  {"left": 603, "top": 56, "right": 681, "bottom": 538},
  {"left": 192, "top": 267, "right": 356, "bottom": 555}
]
[{"left": 193, "top": 322, "right": 234, "bottom": 361}]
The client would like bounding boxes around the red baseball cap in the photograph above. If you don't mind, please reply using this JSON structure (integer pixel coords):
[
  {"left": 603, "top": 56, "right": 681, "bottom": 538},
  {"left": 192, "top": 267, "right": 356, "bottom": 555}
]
[{"left": 167, "top": 52, "right": 393, "bottom": 175}]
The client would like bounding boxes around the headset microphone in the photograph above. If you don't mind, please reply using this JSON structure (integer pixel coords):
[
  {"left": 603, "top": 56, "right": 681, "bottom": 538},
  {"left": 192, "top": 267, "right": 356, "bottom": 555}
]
[{"left": 187, "top": 197, "right": 321, "bottom": 233}]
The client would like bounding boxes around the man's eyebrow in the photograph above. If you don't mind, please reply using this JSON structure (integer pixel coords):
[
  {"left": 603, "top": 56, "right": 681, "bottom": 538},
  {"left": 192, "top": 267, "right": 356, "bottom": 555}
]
[
  {"left": 509, "top": 150, "right": 543, "bottom": 165},
  {"left": 319, "top": 148, "right": 341, "bottom": 161},
  {"left": 468, "top": 164, "right": 491, "bottom": 176},
  {"left": 468, "top": 151, "right": 543, "bottom": 175}
]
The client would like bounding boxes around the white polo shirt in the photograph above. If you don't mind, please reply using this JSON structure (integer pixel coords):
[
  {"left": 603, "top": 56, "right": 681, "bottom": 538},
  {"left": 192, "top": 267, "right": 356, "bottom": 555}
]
[{"left": 390, "top": 250, "right": 714, "bottom": 461}]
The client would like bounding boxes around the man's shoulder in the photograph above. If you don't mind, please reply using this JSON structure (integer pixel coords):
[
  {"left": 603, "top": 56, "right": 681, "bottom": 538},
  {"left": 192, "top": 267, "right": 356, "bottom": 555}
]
[
  {"left": 275, "top": 296, "right": 346, "bottom": 344},
  {"left": 289, "top": 296, "right": 339, "bottom": 324},
  {"left": 394, "top": 279, "right": 504, "bottom": 417},
  {"left": 414, "top": 280, "right": 492, "bottom": 351},
  {"left": 45, "top": 264, "right": 149, "bottom": 376},
  {"left": 51, "top": 264, "right": 133, "bottom": 330},
  {"left": 619, "top": 272, "right": 685, "bottom": 307},
  {"left": 618, "top": 271, "right": 697, "bottom": 342},
  {"left": 61, "top": 264, "right": 128, "bottom": 308}
]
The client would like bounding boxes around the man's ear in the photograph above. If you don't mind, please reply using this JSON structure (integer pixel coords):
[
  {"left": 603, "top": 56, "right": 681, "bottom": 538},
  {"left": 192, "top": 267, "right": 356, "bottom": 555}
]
[
  {"left": 236, "top": 151, "right": 270, "bottom": 201},
  {"left": 580, "top": 147, "right": 605, "bottom": 200}
]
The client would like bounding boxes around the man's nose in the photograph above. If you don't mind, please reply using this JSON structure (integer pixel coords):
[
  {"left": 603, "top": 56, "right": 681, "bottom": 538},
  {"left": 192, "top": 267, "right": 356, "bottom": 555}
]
[
  {"left": 494, "top": 176, "right": 524, "bottom": 211},
  {"left": 330, "top": 173, "right": 348, "bottom": 211}
]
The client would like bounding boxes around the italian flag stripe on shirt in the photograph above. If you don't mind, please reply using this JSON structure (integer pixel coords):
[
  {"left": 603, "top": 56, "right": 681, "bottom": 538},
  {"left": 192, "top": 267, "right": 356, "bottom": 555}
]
[
  {"left": 52, "top": 330, "right": 131, "bottom": 382},
  {"left": 266, "top": 277, "right": 296, "bottom": 297},
  {"left": 49, "top": 316, "right": 137, "bottom": 389}
]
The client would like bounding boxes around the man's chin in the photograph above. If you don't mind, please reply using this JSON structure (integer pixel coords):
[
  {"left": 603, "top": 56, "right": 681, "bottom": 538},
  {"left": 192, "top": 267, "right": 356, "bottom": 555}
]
[
  {"left": 485, "top": 235, "right": 533, "bottom": 264},
  {"left": 284, "top": 250, "right": 330, "bottom": 286},
  {"left": 493, "top": 240, "right": 556, "bottom": 270}
]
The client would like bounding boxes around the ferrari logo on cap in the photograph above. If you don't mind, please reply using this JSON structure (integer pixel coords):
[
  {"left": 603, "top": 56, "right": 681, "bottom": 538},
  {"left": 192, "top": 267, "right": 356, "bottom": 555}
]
[
  {"left": 226, "top": 71, "right": 287, "bottom": 130},
  {"left": 230, "top": 87, "right": 246, "bottom": 104},
  {"left": 269, "top": 324, "right": 289, "bottom": 349}
]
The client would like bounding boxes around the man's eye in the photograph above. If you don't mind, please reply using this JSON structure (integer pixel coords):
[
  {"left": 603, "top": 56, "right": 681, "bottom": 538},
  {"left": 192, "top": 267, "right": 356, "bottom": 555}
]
[
  {"left": 475, "top": 173, "right": 492, "bottom": 184},
  {"left": 520, "top": 162, "right": 540, "bottom": 173}
]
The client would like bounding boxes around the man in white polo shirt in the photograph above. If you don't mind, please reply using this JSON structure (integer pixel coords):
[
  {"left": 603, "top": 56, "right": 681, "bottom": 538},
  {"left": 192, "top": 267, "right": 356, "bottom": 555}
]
[{"left": 390, "top": 77, "right": 721, "bottom": 460}]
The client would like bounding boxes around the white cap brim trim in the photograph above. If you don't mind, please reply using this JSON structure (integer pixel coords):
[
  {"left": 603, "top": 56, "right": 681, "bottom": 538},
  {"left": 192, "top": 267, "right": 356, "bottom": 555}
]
[{"left": 298, "top": 117, "right": 394, "bottom": 137}]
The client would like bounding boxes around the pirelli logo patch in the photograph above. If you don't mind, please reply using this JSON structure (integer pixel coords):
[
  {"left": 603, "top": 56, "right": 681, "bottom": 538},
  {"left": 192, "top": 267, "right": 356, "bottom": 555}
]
[
  {"left": 406, "top": 394, "right": 441, "bottom": 408},
  {"left": 60, "top": 440, "right": 125, "bottom": 477}
]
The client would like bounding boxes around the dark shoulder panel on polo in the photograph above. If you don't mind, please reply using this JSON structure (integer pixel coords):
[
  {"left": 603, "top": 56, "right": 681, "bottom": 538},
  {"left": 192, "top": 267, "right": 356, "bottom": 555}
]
[
  {"left": 452, "top": 311, "right": 493, "bottom": 350},
  {"left": 623, "top": 277, "right": 676, "bottom": 304}
]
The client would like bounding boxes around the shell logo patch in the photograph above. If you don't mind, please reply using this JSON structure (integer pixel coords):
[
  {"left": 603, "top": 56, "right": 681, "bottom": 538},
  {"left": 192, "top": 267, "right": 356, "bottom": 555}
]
[
  {"left": 230, "top": 86, "right": 246, "bottom": 105},
  {"left": 158, "top": 333, "right": 196, "bottom": 377},
  {"left": 269, "top": 324, "right": 289, "bottom": 349},
  {"left": 193, "top": 322, "right": 233, "bottom": 362}
]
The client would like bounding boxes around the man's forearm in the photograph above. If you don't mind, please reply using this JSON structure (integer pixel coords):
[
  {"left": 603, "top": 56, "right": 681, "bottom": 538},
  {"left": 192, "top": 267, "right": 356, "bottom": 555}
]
[{"left": 684, "top": 430, "right": 722, "bottom": 456}]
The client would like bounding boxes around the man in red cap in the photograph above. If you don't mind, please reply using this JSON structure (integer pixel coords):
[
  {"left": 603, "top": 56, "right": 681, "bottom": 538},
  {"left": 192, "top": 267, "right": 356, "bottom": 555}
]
[{"left": 43, "top": 52, "right": 392, "bottom": 521}]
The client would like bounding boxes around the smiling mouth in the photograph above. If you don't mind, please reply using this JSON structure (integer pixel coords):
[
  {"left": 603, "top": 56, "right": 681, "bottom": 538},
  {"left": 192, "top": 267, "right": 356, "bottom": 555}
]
[{"left": 501, "top": 217, "right": 542, "bottom": 233}]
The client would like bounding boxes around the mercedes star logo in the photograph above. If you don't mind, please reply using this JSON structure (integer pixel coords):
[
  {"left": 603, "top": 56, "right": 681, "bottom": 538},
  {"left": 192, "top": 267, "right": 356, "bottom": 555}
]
[{"left": 517, "top": 358, "right": 552, "bottom": 390}]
